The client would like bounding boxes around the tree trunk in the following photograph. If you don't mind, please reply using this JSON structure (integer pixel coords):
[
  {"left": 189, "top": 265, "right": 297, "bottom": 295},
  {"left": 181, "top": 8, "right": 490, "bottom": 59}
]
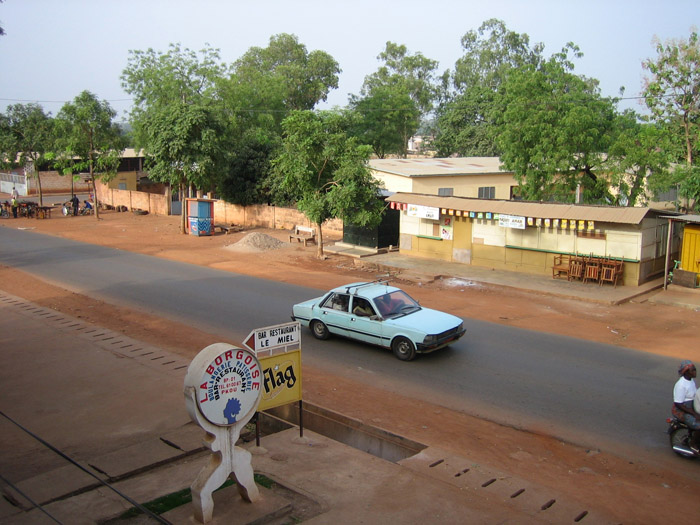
[
  {"left": 92, "top": 178, "right": 100, "bottom": 220},
  {"left": 180, "top": 180, "right": 187, "bottom": 235},
  {"left": 316, "top": 221, "right": 324, "bottom": 259},
  {"left": 35, "top": 172, "right": 43, "bottom": 207}
]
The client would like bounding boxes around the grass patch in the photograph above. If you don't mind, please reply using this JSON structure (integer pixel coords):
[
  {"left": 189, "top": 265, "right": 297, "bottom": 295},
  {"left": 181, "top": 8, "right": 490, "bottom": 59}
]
[{"left": 115, "top": 474, "right": 273, "bottom": 520}]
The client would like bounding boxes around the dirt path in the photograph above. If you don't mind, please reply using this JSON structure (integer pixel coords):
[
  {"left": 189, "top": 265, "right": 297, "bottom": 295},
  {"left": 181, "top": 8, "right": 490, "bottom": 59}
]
[{"left": 2, "top": 210, "right": 699, "bottom": 522}]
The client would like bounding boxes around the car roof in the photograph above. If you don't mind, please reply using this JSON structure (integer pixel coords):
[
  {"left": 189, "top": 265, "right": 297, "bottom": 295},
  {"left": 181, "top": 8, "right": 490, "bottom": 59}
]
[{"left": 330, "top": 281, "right": 401, "bottom": 299}]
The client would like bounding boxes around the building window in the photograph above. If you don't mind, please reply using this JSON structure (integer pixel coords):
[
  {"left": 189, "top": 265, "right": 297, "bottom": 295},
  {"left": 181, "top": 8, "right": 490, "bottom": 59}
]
[
  {"left": 478, "top": 186, "right": 495, "bottom": 199},
  {"left": 438, "top": 187, "right": 453, "bottom": 197},
  {"left": 655, "top": 187, "right": 678, "bottom": 202},
  {"left": 510, "top": 185, "right": 523, "bottom": 200}
]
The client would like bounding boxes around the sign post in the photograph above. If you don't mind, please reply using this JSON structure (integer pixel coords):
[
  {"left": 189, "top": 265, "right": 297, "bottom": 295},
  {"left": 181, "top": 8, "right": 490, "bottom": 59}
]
[{"left": 244, "top": 322, "right": 304, "bottom": 437}]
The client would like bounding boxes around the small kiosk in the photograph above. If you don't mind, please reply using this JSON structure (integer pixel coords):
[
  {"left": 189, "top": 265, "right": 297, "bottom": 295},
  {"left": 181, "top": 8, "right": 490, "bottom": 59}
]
[{"left": 186, "top": 198, "right": 215, "bottom": 236}]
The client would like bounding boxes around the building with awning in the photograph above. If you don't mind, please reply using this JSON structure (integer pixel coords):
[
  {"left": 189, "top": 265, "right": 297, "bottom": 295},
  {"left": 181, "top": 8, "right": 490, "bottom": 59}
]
[
  {"left": 386, "top": 192, "right": 681, "bottom": 286},
  {"left": 661, "top": 214, "right": 700, "bottom": 289}
]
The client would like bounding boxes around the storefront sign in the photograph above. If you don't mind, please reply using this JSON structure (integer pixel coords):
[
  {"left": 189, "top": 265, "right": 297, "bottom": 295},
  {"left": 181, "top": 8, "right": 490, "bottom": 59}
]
[
  {"left": 188, "top": 345, "right": 262, "bottom": 426},
  {"left": 243, "top": 321, "right": 300, "bottom": 356},
  {"left": 498, "top": 214, "right": 526, "bottom": 230},
  {"left": 258, "top": 349, "right": 302, "bottom": 411},
  {"left": 407, "top": 204, "right": 440, "bottom": 220},
  {"left": 440, "top": 216, "right": 453, "bottom": 240}
]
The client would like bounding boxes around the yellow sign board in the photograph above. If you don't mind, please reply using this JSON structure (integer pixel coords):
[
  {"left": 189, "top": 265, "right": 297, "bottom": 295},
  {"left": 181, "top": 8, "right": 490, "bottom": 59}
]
[{"left": 258, "top": 349, "right": 302, "bottom": 411}]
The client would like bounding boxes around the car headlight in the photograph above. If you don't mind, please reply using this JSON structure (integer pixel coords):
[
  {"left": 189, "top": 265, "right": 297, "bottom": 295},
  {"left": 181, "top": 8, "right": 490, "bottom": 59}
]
[{"left": 423, "top": 334, "right": 437, "bottom": 344}]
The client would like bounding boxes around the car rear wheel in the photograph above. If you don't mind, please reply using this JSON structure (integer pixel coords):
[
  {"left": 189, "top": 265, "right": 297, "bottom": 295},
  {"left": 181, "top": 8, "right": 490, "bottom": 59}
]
[
  {"left": 311, "top": 320, "right": 330, "bottom": 340},
  {"left": 392, "top": 336, "right": 416, "bottom": 361}
]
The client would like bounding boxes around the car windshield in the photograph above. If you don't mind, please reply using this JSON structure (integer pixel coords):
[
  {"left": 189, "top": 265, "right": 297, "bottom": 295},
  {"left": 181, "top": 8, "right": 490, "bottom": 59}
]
[{"left": 374, "top": 290, "right": 420, "bottom": 318}]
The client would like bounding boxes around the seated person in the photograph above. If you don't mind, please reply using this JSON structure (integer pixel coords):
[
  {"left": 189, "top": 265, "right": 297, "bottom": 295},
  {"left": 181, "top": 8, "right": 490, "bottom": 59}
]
[
  {"left": 376, "top": 294, "right": 397, "bottom": 317},
  {"left": 352, "top": 298, "right": 374, "bottom": 317},
  {"left": 83, "top": 200, "right": 93, "bottom": 210},
  {"left": 324, "top": 293, "right": 349, "bottom": 312}
]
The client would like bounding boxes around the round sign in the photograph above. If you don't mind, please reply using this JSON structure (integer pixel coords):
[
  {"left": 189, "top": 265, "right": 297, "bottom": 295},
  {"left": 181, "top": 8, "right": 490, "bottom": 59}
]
[{"left": 187, "top": 344, "right": 262, "bottom": 426}]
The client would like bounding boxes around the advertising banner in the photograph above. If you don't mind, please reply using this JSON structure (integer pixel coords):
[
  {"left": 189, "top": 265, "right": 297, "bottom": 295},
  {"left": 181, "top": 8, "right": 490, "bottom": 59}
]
[
  {"left": 498, "top": 214, "right": 526, "bottom": 230},
  {"left": 258, "top": 349, "right": 302, "bottom": 411}
]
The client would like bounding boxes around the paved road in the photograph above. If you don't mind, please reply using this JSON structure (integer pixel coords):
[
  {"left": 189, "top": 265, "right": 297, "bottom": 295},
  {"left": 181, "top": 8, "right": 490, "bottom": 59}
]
[{"left": 0, "top": 227, "right": 683, "bottom": 469}]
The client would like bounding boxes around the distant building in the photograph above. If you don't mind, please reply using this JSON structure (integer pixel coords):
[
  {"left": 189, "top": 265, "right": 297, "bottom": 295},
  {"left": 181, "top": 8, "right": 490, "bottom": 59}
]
[{"left": 370, "top": 157, "right": 519, "bottom": 200}]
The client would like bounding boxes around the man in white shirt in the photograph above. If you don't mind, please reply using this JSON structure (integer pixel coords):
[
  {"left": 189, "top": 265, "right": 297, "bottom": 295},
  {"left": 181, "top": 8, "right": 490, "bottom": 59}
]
[{"left": 672, "top": 360, "right": 700, "bottom": 453}]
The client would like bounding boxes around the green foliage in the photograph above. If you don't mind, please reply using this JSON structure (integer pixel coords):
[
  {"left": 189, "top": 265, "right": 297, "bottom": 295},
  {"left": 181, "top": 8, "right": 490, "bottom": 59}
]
[
  {"left": 643, "top": 30, "right": 700, "bottom": 210},
  {"left": 231, "top": 33, "right": 340, "bottom": 113},
  {"left": 434, "top": 19, "right": 542, "bottom": 157},
  {"left": 217, "top": 128, "right": 280, "bottom": 205},
  {"left": 55, "top": 91, "right": 124, "bottom": 176},
  {"left": 348, "top": 82, "right": 420, "bottom": 158},
  {"left": 607, "top": 116, "right": 670, "bottom": 206},
  {"left": 495, "top": 44, "right": 618, "bottom": 203},
  {"left": 272, "top": 110, "right": 384, "bottom": 256},
  {"left": 122, "top": 43, "right": 230, "bottom": 218},
  {"left": 348, "top": 42, "right": 435, "bottom": 158},
  {"left": 365, "top": 41, "right": 439, "bottom": 116},
  {"left": 0, "top": 103, "right": 54, "bottom": 173},
  {"left": 217, "top": 34, "right": 340, "bottom": 204}
]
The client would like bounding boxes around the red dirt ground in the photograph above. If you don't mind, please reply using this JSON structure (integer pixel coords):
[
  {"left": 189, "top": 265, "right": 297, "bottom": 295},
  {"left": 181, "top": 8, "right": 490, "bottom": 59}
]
[{"left": 2, "top": 210, "right": 699, "bottom": 522}]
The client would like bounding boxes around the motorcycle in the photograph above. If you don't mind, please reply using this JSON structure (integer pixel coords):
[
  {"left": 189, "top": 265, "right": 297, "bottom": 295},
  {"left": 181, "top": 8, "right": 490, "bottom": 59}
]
[{"left": 668, "top": 417, "right": 700, "bottom": 458}]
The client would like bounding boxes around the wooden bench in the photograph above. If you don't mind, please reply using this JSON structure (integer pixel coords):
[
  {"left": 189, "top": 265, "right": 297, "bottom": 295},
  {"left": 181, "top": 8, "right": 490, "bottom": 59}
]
[
  {"left": 289, "top": 225, "right": 316, "bottom": 247},
  {"left": 214, "top": 223, "right": 238, "bottom": 235}
]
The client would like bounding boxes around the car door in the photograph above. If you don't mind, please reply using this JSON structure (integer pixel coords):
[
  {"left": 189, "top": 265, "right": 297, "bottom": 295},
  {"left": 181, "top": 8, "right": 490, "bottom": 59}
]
[
  {"left": 318, "top": 292, "right": 352, "bottom": 337},
  {"left": 347, "top": 296, "right": 387, "bottom": 347}
]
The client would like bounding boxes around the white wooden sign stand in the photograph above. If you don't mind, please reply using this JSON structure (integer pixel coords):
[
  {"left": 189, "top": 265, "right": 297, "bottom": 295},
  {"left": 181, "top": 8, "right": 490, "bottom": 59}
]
[{"left": 184, "top": 343, "right": 263, "bottom": 523}]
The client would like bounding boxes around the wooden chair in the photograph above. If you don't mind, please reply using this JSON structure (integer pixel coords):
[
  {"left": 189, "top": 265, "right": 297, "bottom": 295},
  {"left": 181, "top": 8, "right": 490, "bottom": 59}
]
[
  {"left": 552, "top": 254, "right": 571, "bottom": 279},
  {"left": 583, "top": 258, "right": 601, "bottom": 284},
  {"left": 599, "top": 264, "right": 617, "bottom": 287},
  {"left": 568, "top": 257, "right": 584, "bottom": 281}
]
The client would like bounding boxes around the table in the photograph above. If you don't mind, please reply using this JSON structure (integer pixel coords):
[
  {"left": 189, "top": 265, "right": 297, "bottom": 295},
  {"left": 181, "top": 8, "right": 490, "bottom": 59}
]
[{"left": 36, "top": 206, "right": 54, "bottom": 219}]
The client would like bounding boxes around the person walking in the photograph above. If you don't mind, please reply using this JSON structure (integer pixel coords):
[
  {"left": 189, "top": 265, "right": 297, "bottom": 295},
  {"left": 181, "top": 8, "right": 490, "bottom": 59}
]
[
  {"left": 11, "top": 186, "right": 19, "bottom": 200},
  {"left": 11, "top": 196, "right": 19, "bottom": 218},
  {"left": 71, "top": 195, "right": 79, "bottom": 216}
]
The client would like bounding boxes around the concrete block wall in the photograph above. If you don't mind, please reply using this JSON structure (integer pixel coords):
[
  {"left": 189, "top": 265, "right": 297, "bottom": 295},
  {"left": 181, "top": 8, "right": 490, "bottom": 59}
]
[
  {"left": 94, "top": 181, "right": 343, "bottom": 235},
  {"left": 28, "top": 171, "right": 91, "bottom": 194}
]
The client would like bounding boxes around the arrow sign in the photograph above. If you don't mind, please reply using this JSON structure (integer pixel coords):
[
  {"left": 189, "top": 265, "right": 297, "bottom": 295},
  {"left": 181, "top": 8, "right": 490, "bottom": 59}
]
[{"left": 243, "top": 321, "right": 301, "bottom": 353}]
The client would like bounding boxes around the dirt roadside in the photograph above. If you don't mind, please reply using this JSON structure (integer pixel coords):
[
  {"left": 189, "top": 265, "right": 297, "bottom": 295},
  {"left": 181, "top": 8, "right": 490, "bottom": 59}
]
[{"left": 2, "top": 210, "right": 699, "bottom": 522}]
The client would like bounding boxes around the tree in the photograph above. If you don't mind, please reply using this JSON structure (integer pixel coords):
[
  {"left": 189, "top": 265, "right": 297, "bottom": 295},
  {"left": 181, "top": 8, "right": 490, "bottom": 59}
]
[
  {"left": 434, "top": 19, "right": 543, "bottom": 156},
  {"left": 364, "top": 42, "right": 439, "bottom": 116},
  {"left": 643, "top": 30, "right": 700, "bottom": 211},
  {"left": 0, "top": 103, "right": 54, "bottom": 205},
  {"left": 606, "top": 115, "right": 671, "bottom": 206},
  {"left": 495, "top": 44, "right": 618, "bottom": 203},
  {"left": 231, "top": 33, "right": 340, "bottom": 113},
  {"left": 216, "top": 34, "right": 340, "bottom": 205},
  {"left": 348, "top": 82, "right": 420, "bottom": 158},
  {"left": 349, "top": 42, "right": 436, "bottom": 158},
  {"left": 54, "top": 91, "right": 125, "bottom": 218},
  {"left": 122, "top": 44, "right": 230, "bottom": 231},
  {"left": 271, "top": 110, "right": 384, "bottom": 258}
]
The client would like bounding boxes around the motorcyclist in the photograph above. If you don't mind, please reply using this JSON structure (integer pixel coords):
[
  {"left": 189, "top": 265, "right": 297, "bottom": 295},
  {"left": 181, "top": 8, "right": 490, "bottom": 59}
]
[{"left": 672, "top": 360, "right": 700, "bottom": 453}]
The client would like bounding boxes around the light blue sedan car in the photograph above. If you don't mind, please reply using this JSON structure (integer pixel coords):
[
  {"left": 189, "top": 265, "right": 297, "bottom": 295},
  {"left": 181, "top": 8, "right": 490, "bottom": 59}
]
[{"left": 291, "top": 281, "right": 465, "bottom": 361}]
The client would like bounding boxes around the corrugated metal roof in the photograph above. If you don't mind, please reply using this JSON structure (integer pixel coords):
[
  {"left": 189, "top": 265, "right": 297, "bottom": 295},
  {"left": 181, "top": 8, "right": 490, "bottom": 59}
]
[
  {"left": 386, "top": 192, "right": 660, "bottom": 225},
  {"left": 370, "top": 157, "right": 508, "bottom": 177},
  {"left": 661, "top": 214, "right": 700, "bottom": 224}
]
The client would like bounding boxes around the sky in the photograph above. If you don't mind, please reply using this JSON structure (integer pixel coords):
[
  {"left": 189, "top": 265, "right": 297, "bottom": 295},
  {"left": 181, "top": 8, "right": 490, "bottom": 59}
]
[{"left": 0, "top": 0, "right": 698, "bottom": 122}]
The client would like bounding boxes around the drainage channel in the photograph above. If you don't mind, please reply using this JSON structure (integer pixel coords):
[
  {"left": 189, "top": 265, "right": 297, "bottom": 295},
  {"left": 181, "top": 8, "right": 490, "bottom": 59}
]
[
  {"left": 259, "top": 404, "right": 613, "bottom": 523},
  {"left": 259, "top": 402, "right": 426, "bottom": 463}
]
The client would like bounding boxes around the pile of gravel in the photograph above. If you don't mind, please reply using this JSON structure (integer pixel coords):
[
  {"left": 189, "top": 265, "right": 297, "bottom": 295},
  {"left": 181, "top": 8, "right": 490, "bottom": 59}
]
[{"left": 225, "top": 232, "right": 286, "bottom": 253}]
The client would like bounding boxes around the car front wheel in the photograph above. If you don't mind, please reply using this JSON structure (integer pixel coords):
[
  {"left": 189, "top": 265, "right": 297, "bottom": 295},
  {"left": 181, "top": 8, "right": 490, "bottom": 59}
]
[
  {"left": 392, "top": 336, "right": 416, "bottom": 361},
  {"left": 311, "top": 320, "right": 330, "bottom": 340}
]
